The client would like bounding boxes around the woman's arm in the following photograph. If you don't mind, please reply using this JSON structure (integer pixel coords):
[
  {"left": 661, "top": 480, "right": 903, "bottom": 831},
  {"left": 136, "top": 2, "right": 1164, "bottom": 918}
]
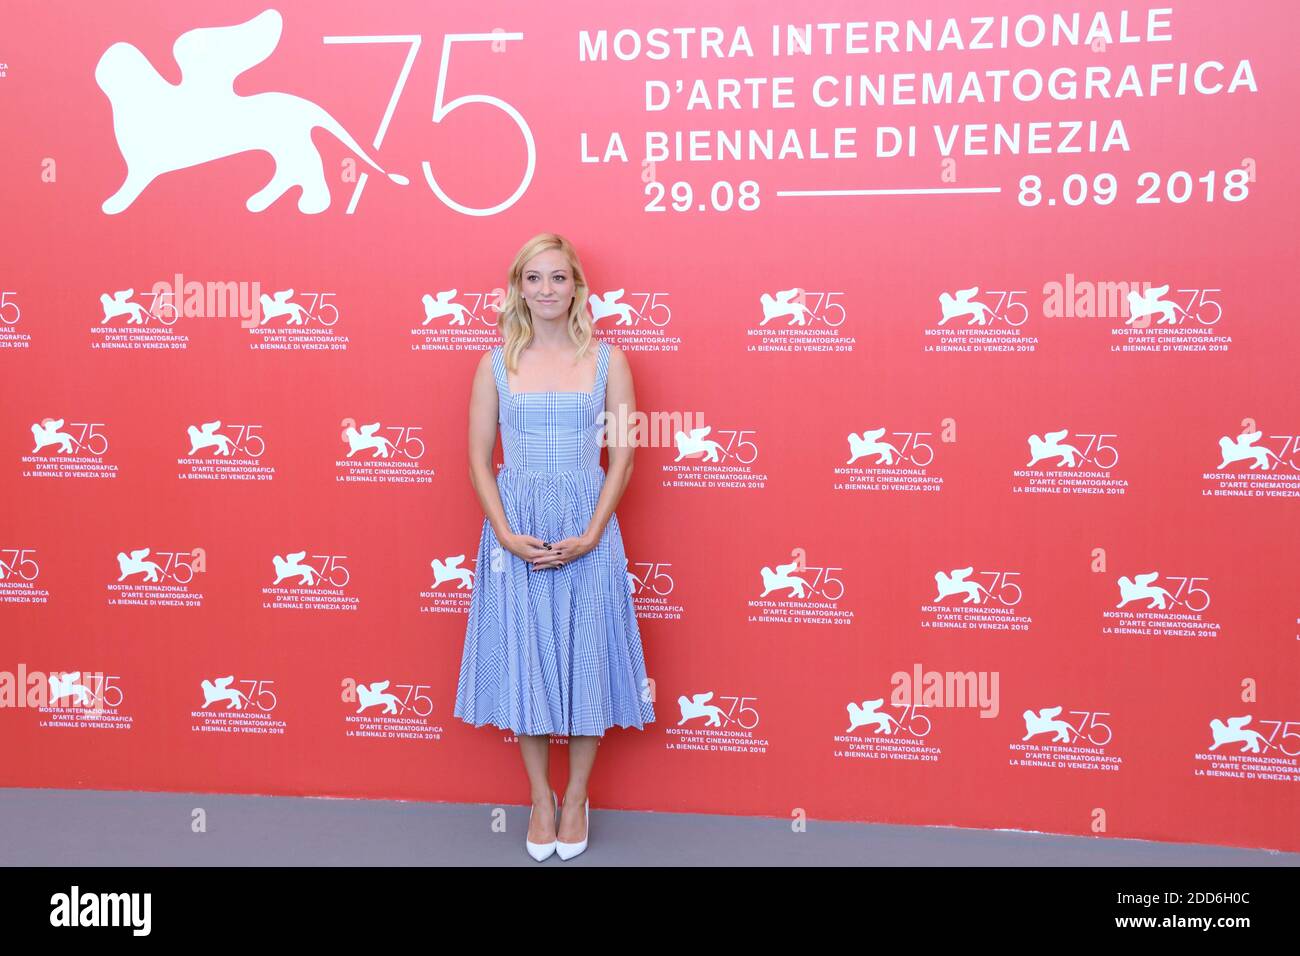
[
  {"left": 583, "top": 344, "right": 636, "bottom": 545},
  {"left": 466, "top": 351, "right": 513, "bottom": 542}
]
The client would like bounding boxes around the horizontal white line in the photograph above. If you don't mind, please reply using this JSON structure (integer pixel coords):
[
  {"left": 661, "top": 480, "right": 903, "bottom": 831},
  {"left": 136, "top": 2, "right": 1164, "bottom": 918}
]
[{"left": 777, "top": 187, "right": 1002, "bottom": 196}]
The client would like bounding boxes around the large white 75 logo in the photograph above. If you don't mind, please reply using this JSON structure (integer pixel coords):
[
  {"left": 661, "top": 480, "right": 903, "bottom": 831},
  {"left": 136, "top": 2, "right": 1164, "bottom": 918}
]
[{"left": 324, "top": 30, "right": 535, "bottom": 216}]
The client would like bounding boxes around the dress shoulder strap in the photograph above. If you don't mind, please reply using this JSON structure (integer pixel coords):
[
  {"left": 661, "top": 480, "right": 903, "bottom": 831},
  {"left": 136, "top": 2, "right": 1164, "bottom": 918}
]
[
  {"left": 595, "top": 340, "right": 611, "bottom": 394},
  {"left": 490, "top": 345, "right": 507, "bottom": 394}
]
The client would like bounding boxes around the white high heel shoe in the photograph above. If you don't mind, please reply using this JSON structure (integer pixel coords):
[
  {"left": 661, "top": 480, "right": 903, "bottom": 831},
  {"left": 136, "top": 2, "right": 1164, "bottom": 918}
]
[
  {"left": 525, "top": 789, "right": 559, "bottom": 861},
  {"left": 556, "top": 797, "right": 589, "bottom": 861}
]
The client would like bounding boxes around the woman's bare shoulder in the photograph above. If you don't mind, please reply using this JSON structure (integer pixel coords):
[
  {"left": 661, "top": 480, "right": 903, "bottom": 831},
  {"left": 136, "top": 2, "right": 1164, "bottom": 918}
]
[
  {"left": 473, "top": 347, "right": 498, "bottom": 383},
  {"left": 605, "top": 342, "right": 631, "bottom": 373}
]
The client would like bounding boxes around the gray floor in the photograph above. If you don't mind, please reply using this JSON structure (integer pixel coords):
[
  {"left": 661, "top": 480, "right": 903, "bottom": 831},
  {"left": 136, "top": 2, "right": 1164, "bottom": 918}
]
[{"left": 2, "top": 787, "right": 1295, "bottom": 866}]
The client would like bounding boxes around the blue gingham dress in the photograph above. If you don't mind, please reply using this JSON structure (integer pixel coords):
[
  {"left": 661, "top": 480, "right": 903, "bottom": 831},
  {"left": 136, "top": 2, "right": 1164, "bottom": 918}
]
[{"left": 453, "top": 340, "right": 656, "bottom": 736}]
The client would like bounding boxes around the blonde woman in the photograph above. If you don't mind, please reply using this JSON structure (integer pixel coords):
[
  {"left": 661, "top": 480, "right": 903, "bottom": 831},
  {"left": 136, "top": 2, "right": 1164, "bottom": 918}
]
[{"left": 454, "top": 233, "right": 655, "bottom": 861}]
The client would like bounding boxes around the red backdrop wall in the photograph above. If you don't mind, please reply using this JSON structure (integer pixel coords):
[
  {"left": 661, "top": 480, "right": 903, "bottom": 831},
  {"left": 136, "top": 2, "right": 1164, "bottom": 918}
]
[{"left": 2, "top": 0, "right": 1297, "bottom": 853}]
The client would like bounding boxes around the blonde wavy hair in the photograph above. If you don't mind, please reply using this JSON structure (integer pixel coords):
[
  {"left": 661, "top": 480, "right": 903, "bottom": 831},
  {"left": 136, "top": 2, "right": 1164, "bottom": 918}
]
[{"left": 495, "top": 232, "right": 594, "bottom": 372}]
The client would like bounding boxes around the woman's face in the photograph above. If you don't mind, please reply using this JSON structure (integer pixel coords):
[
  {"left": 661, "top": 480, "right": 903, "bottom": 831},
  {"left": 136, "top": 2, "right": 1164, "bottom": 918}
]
[{"left": 519, "top": 249, "right": 574, "bottom": 323}]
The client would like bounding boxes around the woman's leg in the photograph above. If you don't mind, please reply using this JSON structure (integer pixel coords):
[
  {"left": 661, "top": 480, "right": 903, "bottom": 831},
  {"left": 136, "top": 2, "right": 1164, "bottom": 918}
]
[
  {"left": 519, "top": 734, "right": 556, "bottom": 842},
  {"left": 560, "top": 736, "right": 598, "bottom": 841}
]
